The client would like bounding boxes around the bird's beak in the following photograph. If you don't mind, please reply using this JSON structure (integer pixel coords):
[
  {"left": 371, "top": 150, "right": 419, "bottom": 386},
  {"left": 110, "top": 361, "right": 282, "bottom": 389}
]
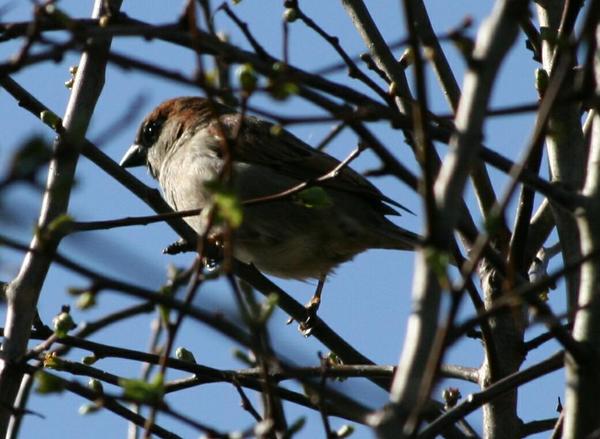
[{"left": 119, "top": 144, "right": 146, "bottom": 168}]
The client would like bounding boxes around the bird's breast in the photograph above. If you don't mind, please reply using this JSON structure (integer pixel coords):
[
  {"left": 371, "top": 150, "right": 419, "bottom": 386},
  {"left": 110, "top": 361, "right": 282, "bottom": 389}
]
[{"left": 159, "top": 149, "right": 223, "bottom": 231}]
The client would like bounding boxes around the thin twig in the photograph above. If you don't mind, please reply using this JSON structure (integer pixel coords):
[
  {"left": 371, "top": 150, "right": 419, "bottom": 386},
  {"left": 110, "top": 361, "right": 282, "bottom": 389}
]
[{"left": 419, "top": 351, "right": 564, "bottom": 439}]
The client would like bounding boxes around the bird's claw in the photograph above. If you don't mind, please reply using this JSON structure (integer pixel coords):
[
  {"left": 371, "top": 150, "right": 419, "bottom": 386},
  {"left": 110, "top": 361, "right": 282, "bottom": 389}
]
[
  {"left": 297, "top": 295, "right": 321, "bottom": 337},
  {"left": 163, "top": 239, "right": 195, "bottom": 255}
]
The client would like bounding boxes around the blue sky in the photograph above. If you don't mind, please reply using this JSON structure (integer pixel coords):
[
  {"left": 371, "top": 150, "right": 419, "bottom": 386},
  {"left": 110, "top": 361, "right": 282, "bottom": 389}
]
[{"left": 0, "top": 1, "right": 564, "bottom": 438}]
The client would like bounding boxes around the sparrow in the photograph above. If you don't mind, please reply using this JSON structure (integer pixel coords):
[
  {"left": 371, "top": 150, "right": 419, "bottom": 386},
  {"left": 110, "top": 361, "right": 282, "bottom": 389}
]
[{"left": 120, "top": 97, "right": 419, "bottom": 281}]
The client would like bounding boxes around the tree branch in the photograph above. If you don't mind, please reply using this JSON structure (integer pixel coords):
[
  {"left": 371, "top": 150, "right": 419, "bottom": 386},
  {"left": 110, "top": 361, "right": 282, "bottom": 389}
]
[{"left": 0, "top": 1, "right": 122, "bottom": 435}]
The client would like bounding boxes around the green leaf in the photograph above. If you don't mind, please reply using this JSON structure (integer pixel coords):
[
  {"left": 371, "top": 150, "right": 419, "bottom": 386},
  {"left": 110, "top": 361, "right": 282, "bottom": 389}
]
[
  {"left": 323, "top": 352, "right": 346, "bottom": 382},
  {"left": 79, "top": 403, "right": 100, "bottom": 415},
  {"left": 324, "top": 351, "right": 343, "bottom": 366},
  {"left": 175, "top": 347, "right": 197, "bottom": 364},
  {"left": 52, "top": 310, "right": 75, "bottom": 338},
  {"left": 35, "top": 371, "right": 65, "bottom": 394},
  {"left": 76, "top": 291, "right": 96, "bottom": 310},
  {"left": 65, "top": 65, "right": 78, "bottom": 89},
  {"left": 425, "top": 247, "right": 450, "bottom": 288},
  {"left": 535, "top": 68, "right": 549, "bottom": 95},
  {"left": 272, "top": 62, "right": 287, "bottom": 74},
  {"left": 269, "top": 124, "right": 284, "bottom": 137},
  {"left": 46, "top": 214, "right": 74, "bottom": 237},
  {"left": 203, "top": 68, "right": 218, "bottom": 88},
  {"left": 120, "top": 374, "right": 164, "bottom": 405},
  {"left": 336, "top": 425, "right": 355, "bottom": 438},
  {"left": 258, "top": 293, "right": 279, "bottom": 324},
  {"left": 232, "top": 349, "right": 256, "bottom": 366},
  {"left": 82, "top": 355, "right": 98, "bottom": 365},
  {"left": 158, "top": 304, "right": 171, "bottom": 326},
  {"left": 294, "top": 187, "right": 332, "bottom": 208},
  {"left": 283, "top": 8, "right": 298, "bottom": 22},
  {"left": 40, "top": 110, "right": 62, "bottom": 131},
  {"left": 236, "top": 63, "right": 258, "bottom": 94},
  {"left": 158, "top": 280, "right": 175, "bottom": 324},
  {"left": 204, "top": 180, "right": 244, "bottom": 228},
  {"left": 268, "top": 80, "right": 299, "bottom": 101},
  {"left": 214, "top": 190, "right": 243, "bottom": 228},
  {"left": 43, "top": 353, "right": 65, "bottom": 370},
  {"left": 88, "top": 378, "right": 104, "bottom": 394}
]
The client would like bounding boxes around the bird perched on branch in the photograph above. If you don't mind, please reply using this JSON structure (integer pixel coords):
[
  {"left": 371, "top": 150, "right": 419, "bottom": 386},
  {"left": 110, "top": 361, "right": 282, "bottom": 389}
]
[{"left": 120, "top": 97, "right": 418, "bottom": 326}]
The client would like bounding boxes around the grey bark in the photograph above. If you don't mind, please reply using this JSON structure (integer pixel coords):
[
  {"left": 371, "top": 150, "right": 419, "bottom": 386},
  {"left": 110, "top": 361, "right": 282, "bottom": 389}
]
[
  {"left": 563, "top": 22, "right": 600, "bottom": 439},
  {"left": 0, "top": 1, "right": 122, "bottom": 436},
  {"left": 371, "top": 1, "right": 528, "bottom": 437},
  {"left": 536, "top": 0, "right": 586, "bottom": 313}
]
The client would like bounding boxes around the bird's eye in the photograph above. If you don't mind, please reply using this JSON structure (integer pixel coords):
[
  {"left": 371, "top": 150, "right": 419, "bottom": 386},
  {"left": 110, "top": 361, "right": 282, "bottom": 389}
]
[{"left": 140, "top": 119, "right": 162, "bottom": 146}]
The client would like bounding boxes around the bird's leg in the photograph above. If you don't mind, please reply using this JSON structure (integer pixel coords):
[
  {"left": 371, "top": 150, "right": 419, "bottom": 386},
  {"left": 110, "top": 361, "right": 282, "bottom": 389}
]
[{"left": 298, "top": 274, "right": 326, "bottom": 337}]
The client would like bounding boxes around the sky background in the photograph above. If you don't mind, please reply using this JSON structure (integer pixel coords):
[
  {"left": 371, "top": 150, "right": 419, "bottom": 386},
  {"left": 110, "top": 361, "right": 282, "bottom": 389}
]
[{"left": 0, "top": 1, "right": 565, "bottom": 438}]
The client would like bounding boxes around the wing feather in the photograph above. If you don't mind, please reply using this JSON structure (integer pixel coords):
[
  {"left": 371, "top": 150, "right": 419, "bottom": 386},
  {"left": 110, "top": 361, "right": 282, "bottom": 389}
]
[{"left": 210, "top": 111, "right": 412, "bottom": 216}]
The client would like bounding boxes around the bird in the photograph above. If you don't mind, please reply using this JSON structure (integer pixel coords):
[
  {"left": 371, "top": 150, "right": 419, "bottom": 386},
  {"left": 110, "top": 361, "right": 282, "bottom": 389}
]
[{"left": 120, "top": 97, "right": 418, "bottom": 301}]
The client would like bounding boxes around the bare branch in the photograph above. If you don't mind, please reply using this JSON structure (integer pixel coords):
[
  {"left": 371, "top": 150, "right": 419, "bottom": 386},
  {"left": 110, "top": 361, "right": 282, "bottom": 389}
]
[
  {"left": 564, "top": 5, "right": 600, "bottom": 437},
  {"left": 0, "top": 1, "right": 123, "bottom": 434},
  {"left": 419, "top": 351, "right": 564, "bottom": 439}
]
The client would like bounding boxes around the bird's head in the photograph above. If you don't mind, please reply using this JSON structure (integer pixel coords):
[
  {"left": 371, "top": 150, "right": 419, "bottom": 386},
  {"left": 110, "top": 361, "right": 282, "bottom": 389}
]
[{"left": 120, "top": 97, "right": 222, "bottom": 178}]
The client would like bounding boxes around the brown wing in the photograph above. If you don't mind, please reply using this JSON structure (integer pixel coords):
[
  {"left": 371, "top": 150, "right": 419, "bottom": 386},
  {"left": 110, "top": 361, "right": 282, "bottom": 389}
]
[{"left": 209, "top": 110, "right": 411, "bottom": 216}]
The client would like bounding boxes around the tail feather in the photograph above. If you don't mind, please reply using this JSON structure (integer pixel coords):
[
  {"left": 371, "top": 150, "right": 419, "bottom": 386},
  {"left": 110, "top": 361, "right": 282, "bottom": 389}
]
[{"left": 378, "top": 225, "right": 421, "bottom": 251}]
